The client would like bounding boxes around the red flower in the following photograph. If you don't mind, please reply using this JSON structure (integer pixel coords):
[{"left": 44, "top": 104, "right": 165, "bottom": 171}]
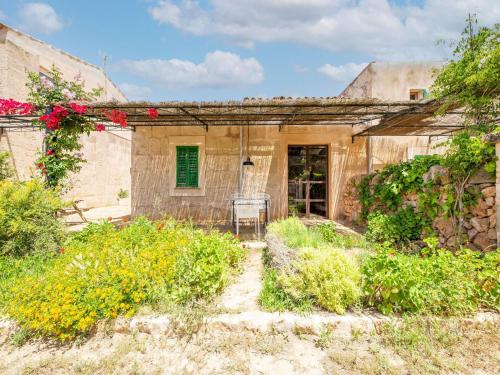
[
  {"left": 95, "top": 123, "right": 106, "bottom": 132},
  {"left": 104, "top": 109, "right": 127, "bottom": 127},
  {"left": 0, "top": 99, "right": 35, "bottom": 115},
  {"left": 38, "top": 106, "right": 69, "bottom": 130},
  {"left": 69, "top": 102, "right": 87, "bottom": 114},
  {"left": 148, "top": 108, "right": 158, "bottom": 119},
  {"left": 46, "top": 149, "right": 54, "bottom": 156},
  {"left": 37, "top": 163, "right": 44, "bottom": 169}
]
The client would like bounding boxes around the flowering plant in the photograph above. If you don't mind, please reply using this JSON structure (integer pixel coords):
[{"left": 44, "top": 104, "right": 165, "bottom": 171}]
[{"left": 24, "top": 66, "right": 129, "bottom": 188}]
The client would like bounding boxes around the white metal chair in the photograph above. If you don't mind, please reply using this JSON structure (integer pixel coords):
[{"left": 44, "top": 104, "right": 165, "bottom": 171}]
[{"left": 234, "top": 204, "right": 260, "bottom": 238}]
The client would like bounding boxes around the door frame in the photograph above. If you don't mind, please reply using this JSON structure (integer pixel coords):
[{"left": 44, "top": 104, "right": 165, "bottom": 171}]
[{"left": 286, "top": 144, "right": 329, "bottom": 218}]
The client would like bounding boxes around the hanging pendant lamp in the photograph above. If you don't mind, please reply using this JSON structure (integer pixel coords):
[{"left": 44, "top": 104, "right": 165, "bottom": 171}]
[{"left": 243, "top": 123, "right": 254, "bottom": 167}]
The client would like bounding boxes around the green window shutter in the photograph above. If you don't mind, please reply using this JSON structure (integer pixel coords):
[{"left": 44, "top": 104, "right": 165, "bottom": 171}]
[{"left": 176, "top": 146, "right": 199, "bottom": 188}]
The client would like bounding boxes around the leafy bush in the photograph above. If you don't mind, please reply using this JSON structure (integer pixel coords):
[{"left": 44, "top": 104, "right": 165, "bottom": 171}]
[
  {"left": 0, "top": 151, "right": 13, "bottom": 181},
  {"left": 278, "top": 247, "right": 361, "bottom": 314},
  {"left": 267, "top": 217, "right": 323, "bottom": 248},
  {"left": 5, "top": 218, "right": 244, "bottom": 341},
  {"left": 362, "top": 248, "right": 499, "bottom": 315},
  {"left": 259, "top": 268, "right": 313, "bottom": 313},
  {"left": 0, "top": 179, "right": 66, "bottom": 256},
  {"left": 366, "top": 207, "right": 423, "bottom": 245}
]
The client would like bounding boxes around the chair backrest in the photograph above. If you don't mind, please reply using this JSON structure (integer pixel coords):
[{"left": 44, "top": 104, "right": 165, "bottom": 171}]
[{"left": 235, "top": 205, "right": 260, "bottom": 219}]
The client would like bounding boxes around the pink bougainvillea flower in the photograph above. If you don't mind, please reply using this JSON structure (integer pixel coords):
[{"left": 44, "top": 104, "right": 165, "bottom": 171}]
[
  {"left": 95, "top": 123, "right": 106, "bottom": 132},
  {"left": 148, "top": 108, "right": 158, "bottom": 119},
  {"left": 62, "top": 88, "right": 76, "bottom": 100},
  {"left": 69, "top": 102, "right": 87, "bottom": 114},
  {"left": 46, "top": 149, "right": 54, "bottom": 156}
]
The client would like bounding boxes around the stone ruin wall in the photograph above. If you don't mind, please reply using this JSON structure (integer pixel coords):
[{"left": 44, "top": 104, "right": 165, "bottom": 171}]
[{"left": 343, "top": 167, "right": 497, "bottom": 251}]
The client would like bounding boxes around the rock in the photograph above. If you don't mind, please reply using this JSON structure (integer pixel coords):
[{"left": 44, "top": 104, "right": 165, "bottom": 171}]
[
  {"left": 487, "top": 208, "right": 494, "bottom": 216},
  {"left": 489, "top": 214, "right": 496, "bottom": 228},
  {"left": 469, "top": 169, "right": 495, "bottom": 184},
  {"left": 488, "top": 229, "right": 497, "bottom": 240},
  {"left": 473, "top": 232, "right": 495, "bottom": 250},
  {"left": 423, "top": 165, "right": 450, "bottom": 185},
  {"left": 471, "top": 217, "right": 489, "bottom": 232},
  {"left": 467, "top": 228, "right": 478, "bottom": 240},
  {"left": 481, "top": 186, "right": 496, "bottom": 198},
  {"left": 114, "top": 317, "right": 131, "bottom": 334},
  {"left": 446, "top": 236, "right": 458, "bottom": 248},
  {"left": 485, "top": 197, "right": 495, "bottom": 207},
  {"left": 470, "top": 199, "right": 489, "bottom": 218},
  {"left": 434, "top": 216, "right": 454, "bottom": 238},
  {"left": 463, "top": 220, "right": 473, "bottom": 230}
]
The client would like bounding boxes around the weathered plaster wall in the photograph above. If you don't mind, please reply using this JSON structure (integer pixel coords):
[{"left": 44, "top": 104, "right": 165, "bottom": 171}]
[
  {"left": 0, "top": 24, "right": 130, "bottom": 207},
  {"left": 132, "top": 125, "right": 367, "bottom": 223},
  {"left": 341, "top": 61, "right": 447, "bottom": 170}
]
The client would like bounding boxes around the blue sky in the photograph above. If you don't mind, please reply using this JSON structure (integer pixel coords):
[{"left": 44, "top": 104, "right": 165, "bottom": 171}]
[{"left": 0, "top": 0, "right": 498, "bottom": 101}]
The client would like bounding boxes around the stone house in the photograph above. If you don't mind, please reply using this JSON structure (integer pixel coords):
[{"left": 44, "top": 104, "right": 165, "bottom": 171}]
[
  {"left": 124, "top": 61, "right": 460, "bottom": 224},
  {"left": 0, "top": 23, "right": 130, "bottom": 208}
]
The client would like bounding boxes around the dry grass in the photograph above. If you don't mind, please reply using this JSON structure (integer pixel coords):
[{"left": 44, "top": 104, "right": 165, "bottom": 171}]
[{"left": 0, "top": 316, "right": 498, "bottom": 375}]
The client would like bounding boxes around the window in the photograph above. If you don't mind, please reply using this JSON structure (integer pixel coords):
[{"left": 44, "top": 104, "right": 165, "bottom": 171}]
[
  {"left": 176, "top": 146, "right": 199, "bottom": 188},
  {"left": 409, "top": 89, "right": 429, "bottom": 100}
]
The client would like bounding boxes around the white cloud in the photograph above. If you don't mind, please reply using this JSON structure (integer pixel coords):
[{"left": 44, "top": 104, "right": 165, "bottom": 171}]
[
  {"left": 117, "top": 51, "right": 264, "bottom": 89},
  {"left": 318, "top": 62, "right": 367, "bottom": 82},
  {"left": 148, "top": 0, "right": 500, "bottom": 59},
  {"left": 118, "top": 83, "right": 153, "bottom": 101},
  {"left": 0, "top": 9, "right": 6, "bottom": 20},
  {"left": 19, "top": 2, "right": 64, "bottom": 35}
]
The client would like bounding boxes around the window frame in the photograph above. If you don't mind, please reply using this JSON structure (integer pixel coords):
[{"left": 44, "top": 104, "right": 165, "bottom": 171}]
[{"left": 175, "top": 145, "right": 199, "bottom": 188}]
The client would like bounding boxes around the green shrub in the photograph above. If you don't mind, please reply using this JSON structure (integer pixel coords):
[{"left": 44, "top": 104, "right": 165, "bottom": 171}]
[
  {"left": 0, "top": 151, "right": 13, "bottom": 181},
  {"left": 267, "top": 217, "right": 323, "bottom": 248},
  {"left": 5, "top": 218, "right": 244, "bottom": 341},
  {"left": 259, "top": 268, "right": 313, "bottom": 313},
  {"left": 279, "top": 247, "right": 361, "bottom": 314},
  {"left": 0, "top": 179, "right": 66, "bottom": 256},
  {"left": 366, "top": 207, "right": 423, "bottom": 245},
  {"left": 362, "top": 248, "right": 499, "bottom": 315},
  {"left": 313, "top": 222, "right": 369, "bottom": 249}
]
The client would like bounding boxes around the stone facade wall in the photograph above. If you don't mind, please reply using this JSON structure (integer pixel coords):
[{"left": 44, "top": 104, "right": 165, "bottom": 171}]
[
  {"left": 132, "top": 125, "right": 368, "bottom": 223},
  {"left": 341, "top": 61, "right": 447, "bottom": 171},
  {"left": 342, "top": 167, "right": 497, "bottom": 251},
  {"left": 0, "top": 23, "right": 130, "bottom": 208}
]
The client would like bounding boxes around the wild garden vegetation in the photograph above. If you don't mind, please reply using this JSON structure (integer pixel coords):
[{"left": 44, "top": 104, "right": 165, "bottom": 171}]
[
  {"left": 0, "top": 218, "right": 244, "bottom": 341},
  {"left": 261, "top": 217, "right": 499, "bottom": 315},
  {"left": 359, "top": 18, "right": 499, "bottom": 248}
]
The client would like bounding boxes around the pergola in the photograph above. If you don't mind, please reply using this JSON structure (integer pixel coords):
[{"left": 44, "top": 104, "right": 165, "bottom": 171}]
[{"left": 0, "top": 97, "right": 465, "bottom": 138}]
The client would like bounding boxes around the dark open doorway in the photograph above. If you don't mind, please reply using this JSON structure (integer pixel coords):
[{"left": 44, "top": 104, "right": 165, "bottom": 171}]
[{"left": 287, "top": 145, "right": 328, "bottom": 218}]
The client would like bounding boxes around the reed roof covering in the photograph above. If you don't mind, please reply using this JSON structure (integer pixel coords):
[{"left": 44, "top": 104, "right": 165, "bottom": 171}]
[{"left": 0, "top": 97, "right": 464, "bottom": 136}]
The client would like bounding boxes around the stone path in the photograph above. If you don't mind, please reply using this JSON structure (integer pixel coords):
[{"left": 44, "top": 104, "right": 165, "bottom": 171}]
[{"left": 217, "top": 241, "right": 266, "bottom": 312}]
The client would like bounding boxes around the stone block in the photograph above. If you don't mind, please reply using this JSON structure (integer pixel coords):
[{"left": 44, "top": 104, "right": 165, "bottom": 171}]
[
  {"left": 471, "top": 217, "right": 489, "bottom": 233},
  {"left": 467, "top": 228, "right": 478, "bottom": 240},
  {"left": 473, "top": 232, "right": 495, "bottom": 250},
  {"left": 481, "top": 186, "right": 496, "bottom": 198},
  {"left": 489, "top": 214, "right": 496, "bottom": 228},
  {"left": 487, "top": 228, "right": 497, "bottom": 240},
  {"left": 485, "top": 197, "right": 495, "bottom": 207},
  {"left": 433, "top": 216, "right": 454, "bottom": 238}
]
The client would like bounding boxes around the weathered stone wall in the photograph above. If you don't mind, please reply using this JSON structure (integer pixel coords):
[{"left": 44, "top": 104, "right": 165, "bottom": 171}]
[
  {"left": 341, "top": 61, "right": 447, "bottom": 171},
  {"left": 343, "top": 167, "right": 497, "bottom": 251},
  {"left": 132, "top": 125, "right": 368, "bottom": 223},
  {"left": 0, "top": 23, "right": 130, "bottom": 208}
]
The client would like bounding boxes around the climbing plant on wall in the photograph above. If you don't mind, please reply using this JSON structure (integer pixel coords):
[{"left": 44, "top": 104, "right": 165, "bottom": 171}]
[
  {"left": 0, "top": 66, "right": 138, "bottom": 189},
  {"left": 357, "top": 17, "right": 499, "bottom": 247}
]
